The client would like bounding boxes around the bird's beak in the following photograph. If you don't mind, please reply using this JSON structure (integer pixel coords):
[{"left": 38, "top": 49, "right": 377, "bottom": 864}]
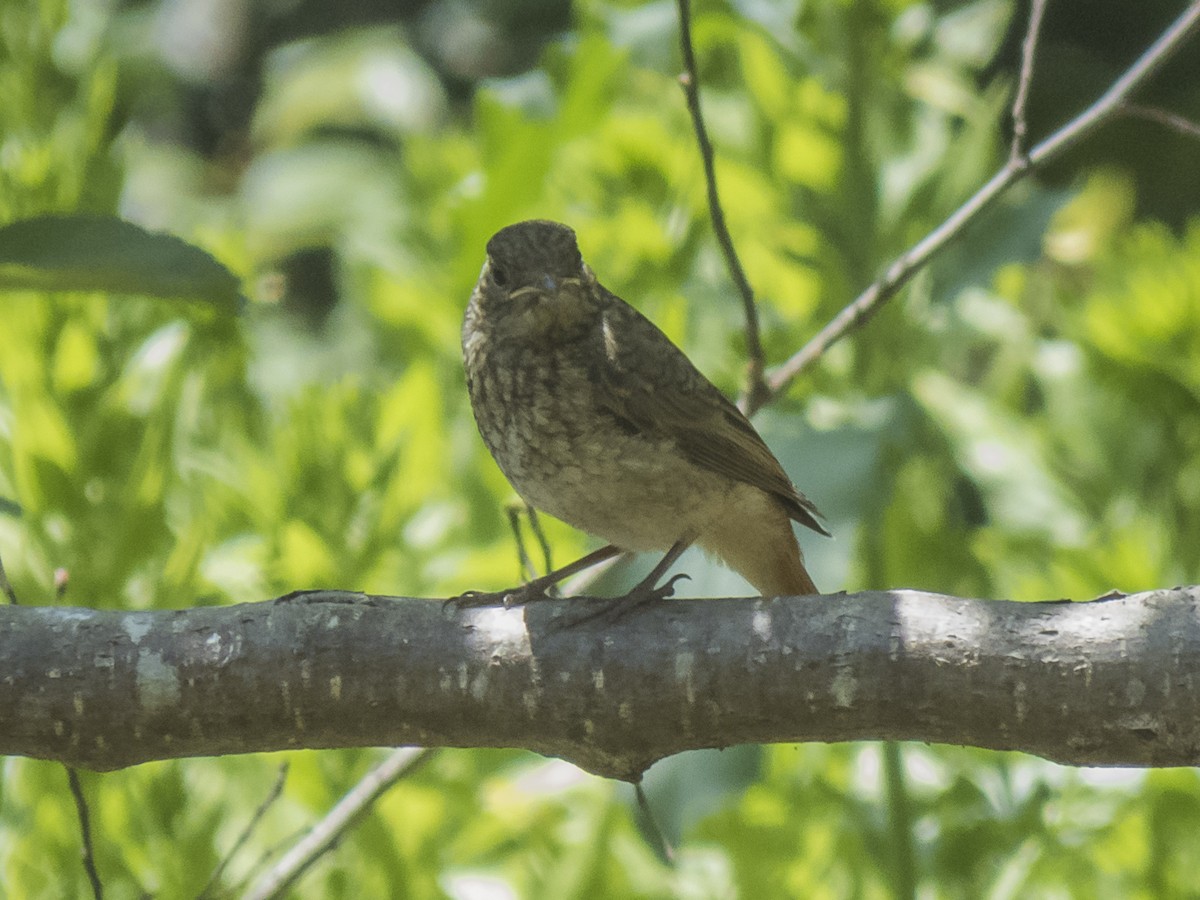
[{"left": 510, "top": 274, "right": 576, "bottom": 302}]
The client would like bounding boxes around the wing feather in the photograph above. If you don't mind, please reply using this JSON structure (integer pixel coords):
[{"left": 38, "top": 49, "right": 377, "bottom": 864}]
[{"left": 593, "top": 293, "right": 828, "bottom": 536}]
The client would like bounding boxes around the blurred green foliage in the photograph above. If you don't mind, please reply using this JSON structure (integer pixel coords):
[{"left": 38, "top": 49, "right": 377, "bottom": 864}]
[{"left": 2, "top": 0, "right": 1200, "bottom": 896}]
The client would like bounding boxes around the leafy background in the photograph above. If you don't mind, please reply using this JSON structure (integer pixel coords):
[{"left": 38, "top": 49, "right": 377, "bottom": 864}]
[{"left": 2, "top": 0, "right": 1200, "bottom": 896}]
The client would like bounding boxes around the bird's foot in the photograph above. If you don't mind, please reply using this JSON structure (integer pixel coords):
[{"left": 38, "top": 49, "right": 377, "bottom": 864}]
[
  {"left": 446, "top": 581, "right": 558, "bottom": 611},
  {"left": 446, "top": 545, "right": 626, "bottom": 613},
  {"left": 562, "top": 572, "right": 691, "bottom": 628}
]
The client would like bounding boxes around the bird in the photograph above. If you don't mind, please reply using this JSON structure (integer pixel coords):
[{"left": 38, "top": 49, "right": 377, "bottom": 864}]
[{"left": 460, "top": 219, "right": 827, "bottom": 609}]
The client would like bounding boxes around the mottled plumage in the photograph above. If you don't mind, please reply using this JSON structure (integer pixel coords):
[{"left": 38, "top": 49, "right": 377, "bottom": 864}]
[{"left": 463, "top": 220, "right": 826, "bottom": 597}]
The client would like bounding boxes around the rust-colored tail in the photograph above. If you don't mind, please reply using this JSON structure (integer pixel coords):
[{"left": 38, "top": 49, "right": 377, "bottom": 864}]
[
  {"left": 759, "top": 545, "right": 819, "bottom": 596},
  {"left": 701, "top": 492, "right": 820, "bottom": 597},
  {"left": 737, "top": 532, "right": 818, "bottom": 596}
]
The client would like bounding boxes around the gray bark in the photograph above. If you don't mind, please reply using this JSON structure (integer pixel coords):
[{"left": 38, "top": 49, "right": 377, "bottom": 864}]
[{"left": 0, "top": 587, "right": 1196, "bottom": 780}]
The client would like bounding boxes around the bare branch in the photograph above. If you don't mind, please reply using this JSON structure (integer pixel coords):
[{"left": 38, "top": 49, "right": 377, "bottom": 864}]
[
  {"left": 66, "top": 767, "right": 104, "bottom": 900},
  {"left": 768, "top": 1, "right": 1200, "bottom": 397},
  {"left": 1120, "top": 101, "right": 1200, "bottom": 141},
  {"left": 1010, "top": 0, "right": 1050, "bottom": 162},
  {"left": 244, "top": 748, "right": 434, "bottom": 900},
  {"left": 4, "top": 588, "right": 1200, "bottom": 779},
  {"left": 675, "top": 0, "right": 768, "bottom": 410}
]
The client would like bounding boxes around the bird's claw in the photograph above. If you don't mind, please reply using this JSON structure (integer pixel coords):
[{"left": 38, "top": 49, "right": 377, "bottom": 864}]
[
  {"left": 445, "top": 584, "right": 554, "bottom": 612},
  {"left": 650, "top": 572, "right": 690, "bottom": 601},
  {"left": 553, "top": 571, "right": 691, "bottom": 629}
]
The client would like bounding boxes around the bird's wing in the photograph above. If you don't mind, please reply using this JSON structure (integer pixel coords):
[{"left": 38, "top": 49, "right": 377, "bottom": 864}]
[{"left": 594, "top": 294, "right": 828, "bottom": 536}]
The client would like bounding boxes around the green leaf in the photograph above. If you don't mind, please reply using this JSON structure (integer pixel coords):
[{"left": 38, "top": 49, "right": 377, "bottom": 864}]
[
  {"left": 0, "top": 215, "right": 244, "bottom": 309},
  {"left": 912, "top": 370, "right": 1089, "bottom": 544}
]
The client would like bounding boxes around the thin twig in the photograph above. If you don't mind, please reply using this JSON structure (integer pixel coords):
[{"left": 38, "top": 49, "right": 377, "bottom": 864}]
[
  {"left": 237, "top": 824, "right": 310, "bottom": 895},
  {"left": 243, "top": 747, "right": 435, "bottom": 900},
  {"left": 1010, "top": 0, "right": 1050, "bottom": 162},
  {"left": 768, "top": 0, "right": 1200, "bottom": 398},
  {"left": 1121, "top": 101, "right": 1200, "bottom": 140},
  {"left": 0, "top": 553, "right": 18, "bottom": 605},
  {"left": 197, "top": 762, "right": 290, "bottom": 899},
  {"left": 675, "top": 0, "right": 768, "bottom": 410},
  {"left": 506, "top": 503, "right": 537, "bottom": 582},
  {"left": 66, "top": 767, "right": 104, "bottom": 900},
  {"left": 508, "top": 504, "right": 557, "bottom": 589},
  {"left": 633, "top": 781, "right": 676, "bottom": 865},
  {"left": 524, "top": 505, "right": 554, "bottom": 579}
]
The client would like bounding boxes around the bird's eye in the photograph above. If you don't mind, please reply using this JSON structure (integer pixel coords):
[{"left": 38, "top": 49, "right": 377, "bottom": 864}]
[{"left": 491, "top": 265, "right": 508, "bottom": 288}]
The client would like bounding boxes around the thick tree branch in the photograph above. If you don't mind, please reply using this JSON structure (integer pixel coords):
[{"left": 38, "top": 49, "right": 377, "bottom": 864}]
[{"left": 2, "top": 588, "right": 1199, "bottom": 779}]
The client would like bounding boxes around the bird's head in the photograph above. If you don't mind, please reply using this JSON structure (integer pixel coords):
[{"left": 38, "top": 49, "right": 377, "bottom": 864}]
[{"left": 474, "top": 220, "right": 599, "bottom": 337}]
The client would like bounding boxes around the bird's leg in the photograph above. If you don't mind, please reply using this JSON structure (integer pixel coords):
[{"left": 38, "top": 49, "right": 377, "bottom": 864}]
[
  {"left": 565, "top": 538, "right": 694, "bottom": 626},
  {"left": 451, "top": 544, "right": 624, "bottom": 608},
  {"left": 623, "top": 538, "right": 693, "bottom": 602}
]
